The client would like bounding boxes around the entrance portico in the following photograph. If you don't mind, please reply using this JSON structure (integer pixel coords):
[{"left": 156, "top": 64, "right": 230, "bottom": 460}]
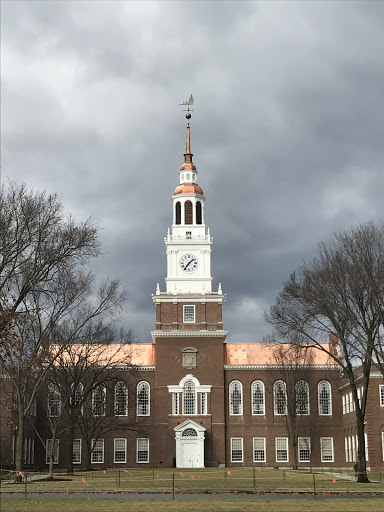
[{"left": 174, "top": 419, "right": 206, "bottom": 468}]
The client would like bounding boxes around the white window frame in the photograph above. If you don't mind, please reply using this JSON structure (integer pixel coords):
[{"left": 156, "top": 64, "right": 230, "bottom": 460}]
[
  {"left": 380, "top": 385, "right": 384, "bottom": 407},
  {"left": 342, "top": 395, "right": 346, "bottom": 415},
  {"left": 352, "top": 435, "right": 356, "bottom": 462},
  {"left": 137, "top": 381, "right": 150, "bottom": 416},
  {"left": 73, "top": 439, "right": 82, "bottom": 464},
  {"left": 91, "top": 439, "right": 104, "bottom": 464},
  {"left": 183, "top": 305, "right": 195, "bottom": 323},
  {"left": 298, "top": 437, "right": 311, "bottom": 462},
  {"left": 274, "top": 381, "right": 287, "bottom": 416},
  {"left": 172, "top": 392, "right": 180, "bottom": 415},
  {"left": 229, "top": 380, "right": 243, "bottom": 416},
  {"left": 137, "top": 438, "right": 149, "bottom": 463},
  {"left": 364, "top": 432, "right": 368, "bottom": 461},
  {"left": 48, "top": 384, "right": 61, "bottom": 418},
  {"left": 320, "top": 437, "right": 334, "bottom": 462},
  {"left": 92, "top": 385, "right": 106, "bottom": 417},
  {"left": 318, "top": 381, "right": 332, "bottom": 416},
  {"left": 114, "top": 438, "right": 127, "bottom": 464},
  {"left": 348, "top": 436, "right": 352, "bottom": 462},
  {"left": 114, "top": 381, "right": 129, "bottom": 416},
  {"left": 200, "top": 392, "right": 207, "bottom": 415},
  {"left": 275, "top": 437, "right": 289, "bottom": 462},
  {"left": 183, "top": 380, "right": 197, "bottom": 415},
  {"left": 46, "top": 439, "right": 59, "bottom": 465},
  {"left": 295, "top": 380, "right": 310, "bottom": 415},
  {"left": 231, "top": 437, "right": 243, "bottom": 463},
  {"left": 382, "top": 432, "right": 384, "bottom": 461},
  {"left": 345, "top": 437, "right": 349, "bottom": 462},
  {"left": 251, "top": 380, "right": 265, "bottom": 415},
  {"left": 253, "top": 437, "right": 266, "bottom": 463}
]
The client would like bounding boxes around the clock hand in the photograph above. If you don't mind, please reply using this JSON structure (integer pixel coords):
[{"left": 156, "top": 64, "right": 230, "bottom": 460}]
[{"left": 184, "top": 258, "right": 194, "bottom": 270}]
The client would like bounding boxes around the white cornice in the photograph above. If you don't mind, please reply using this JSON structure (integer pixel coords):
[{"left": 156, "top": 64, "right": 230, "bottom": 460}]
[
  {"left": 224, "top": 364, "right": 340, "bottom": 371},
  {"left": 152, "top": 294, "right": 225, "bottom": 303},
  {"left": 151, "top": 330, "right": 227, "bottom": 338}
]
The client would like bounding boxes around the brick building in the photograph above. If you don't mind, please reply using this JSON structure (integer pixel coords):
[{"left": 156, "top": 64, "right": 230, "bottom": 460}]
[{"left": 1, "top": 122, "right": 384, "bottom": 471}]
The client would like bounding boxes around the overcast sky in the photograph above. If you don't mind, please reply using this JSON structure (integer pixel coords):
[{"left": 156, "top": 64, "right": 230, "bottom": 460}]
[{"left": 2, "top": 0, "right": 384, "bottom": 343}]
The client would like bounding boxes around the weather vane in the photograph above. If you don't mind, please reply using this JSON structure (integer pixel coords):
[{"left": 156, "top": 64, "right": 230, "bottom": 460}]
[{"left": 180, "top": 94, "right": 194, "bottom": 120}]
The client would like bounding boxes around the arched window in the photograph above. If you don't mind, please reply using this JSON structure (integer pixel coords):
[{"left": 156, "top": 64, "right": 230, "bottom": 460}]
[
  {"left": 251, "top": 380, "right": 265, "bottom": 415},
  {"left": 182, "top": 428, "right": 197, "bottom": 437},
  {"left": 273, "top": 380, "right": 287, "bottom": 415},
  {"left": 196, "top": 201, "right": 202, "bottom": 224},
  {"left": 92, "top": 385, "right": 106, "bottom": 417},
  {"left": 175, "top": 201, "right": 181, "bottom": 225},
  {"left": 114, "top": 381, "right": 128, "bottom": 416},
  {"left": 71, "top": 382, "right": 84, "bottom": 414},
  {"left": 48, "top": 384, "right": 61, "bottom": 417},
  {"left": 184, "top": 200, "right": 193, "bottom": 224},
  {"left": 229, "top": 380, "right": 243, "bottom": 415},
  {"left": 318, "top": 380, "right": 332, "bottom": 415},
  {"left": 296, "top": 380, "right": 310, "bottom": 415},
  {"left": 183, "top": 380, "right": 196, "bottom": 415},
  {"left": 137, "top": 381, "right": 150, "bottom": 416}
]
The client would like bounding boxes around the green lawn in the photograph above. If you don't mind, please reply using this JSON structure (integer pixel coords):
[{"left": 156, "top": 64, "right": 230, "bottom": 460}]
[
  {"left": 2, "top": 498, "right": 384, "bottom": 512},
  {"left": 2, "top": 468, "right": 383, "bottom": 493}
]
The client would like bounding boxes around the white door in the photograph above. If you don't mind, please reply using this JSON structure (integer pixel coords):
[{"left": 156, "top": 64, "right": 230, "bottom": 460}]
[{"left": 181, "top": 441, "right": 200, "bottom": 468}]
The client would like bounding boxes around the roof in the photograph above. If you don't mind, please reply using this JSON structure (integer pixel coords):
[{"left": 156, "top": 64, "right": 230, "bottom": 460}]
[{"left": 224, "top": 343, "right": 338, "bottom": 366}]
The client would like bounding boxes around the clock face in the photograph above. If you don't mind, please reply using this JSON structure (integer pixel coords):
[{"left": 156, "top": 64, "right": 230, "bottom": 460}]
[{"left": 180, "top": 253, "right": 198, "bottom": 273}]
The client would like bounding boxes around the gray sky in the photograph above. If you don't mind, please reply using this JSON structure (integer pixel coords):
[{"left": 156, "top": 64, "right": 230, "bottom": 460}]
[{"left": 2, "top": 0, "right": 384, "bottom": 343}]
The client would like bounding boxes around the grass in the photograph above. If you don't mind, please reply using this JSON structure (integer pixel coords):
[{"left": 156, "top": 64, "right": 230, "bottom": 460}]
[
  {"left": 2, "top": 467, "right": 383, "bottom": 493},
  {"left": 2, "top": 498, "right": 384, "bottom": 512}
]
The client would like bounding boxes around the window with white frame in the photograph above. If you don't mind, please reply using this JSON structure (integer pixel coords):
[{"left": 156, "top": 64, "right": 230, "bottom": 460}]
[
  {"left": 114, "top": 381, "right": 128, "bottom": 416},
  {"left": 251, "top": 381, "right": 265, "bottom": 415},
  {"left": 200, "top": 392, "right": 207, "bottom": 415},
  {"left": 349, "top": 392, "right": 354, "bottom": 412},
  {"left": 352, "top": 435, "right": 356, "bottom": 462},
  {"left": 298, "top": 437, "right": 311, "bottom": 462},
  {"left": 46, "top": 439, "right": 59, "bottom": 464},
  {"left": 275, "top": 437, "right": 288, "bottom": 462},
  {"left": 71, "top": 382, "right": 84, "bottom": 414},
  {"left": 357, "top": 388, "right": 361, "bottom": 408},
  {"left": 231, "top": 438, "right": 243, "bottom": 462},
  {"left": 320, "top": 437, "right": 334, "bottom": 462},
  {"left": 183, "top": 305, "right": 195, "bottom": 323},
  {"left": 382, "top": 432, "right": 384, "bottom": 461},
  {"left": 91, "top": 439, "right": 104, "bottom": 463},
  {"left": 172, "top": 392, "right": 179, "bottom": 415},
  {"left": 73, "top": 439, "right": 81, "bottom": 464},
  {"left": 274, "top": 381, "right": 287, "bottom": 415},
  {"left": 114, "top": 438, "right": 127, "bottom": 463},
  {"left": 345, "top": 437, "right": 349, "bottom": 462},
  {"left": 342, "top": 395, "right": 346, "bottom": 415},
  {"left": 253, "top": 437, "right": 266, "bottom": 462},
  {"left": 92, "top": 386, "right": 106, "bottom": 417},
  {"left": 365, "top": 432, "right": 368, "bottom": 461},
  {"left": 183, "top": 380, "right": 196, "bottom": 414},
  {"left": 296, "top": 380, "right": 310, "bottom": 415},
  {"left": 346, "top": 394, "right": 350, "bottom": 414},
  {"left": 380, "top": 385, "right": 384, "bottom": 407},
  {"left": 229, "top": 381, "right": 243, "bottom": 415},
  {"left": 48, "top": 384, "right": 61, "bottom": 417},
  {"left": 137, "top": 438, "right": 149, "bottom": 463},
  {"left": 318, "top": 381, "right": 332, "bottom": 415},
  {"left": 137, "top": 381, "right": 150, "bottom": 416},
  {"left": 348, "top": 436, "right": 352, "bottom": 462}
]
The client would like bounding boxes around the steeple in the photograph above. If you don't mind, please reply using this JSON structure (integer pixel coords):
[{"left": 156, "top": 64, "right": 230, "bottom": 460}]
[
  {"left": 174, "top": 122, "right": 203, "bottom": 195},
  {"left": 180, "top": 124, "right": 196, "bottom": 171}
]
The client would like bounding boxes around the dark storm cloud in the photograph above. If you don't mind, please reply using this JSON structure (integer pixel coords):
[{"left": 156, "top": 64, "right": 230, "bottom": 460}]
[{"left": 2, "top": 1, "right": 384, "bottom": 342}]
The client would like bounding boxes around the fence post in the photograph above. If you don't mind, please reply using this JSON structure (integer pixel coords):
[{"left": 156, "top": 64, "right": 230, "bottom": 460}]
[
  {"left": 313, "top": 473, "right": 316, "bottom": 499},
  {"left": 172, "top": 472, "right": 175, "bottom": 500},
  {"left": 253, "top": 467, "right": 256, "bottom": 489}
]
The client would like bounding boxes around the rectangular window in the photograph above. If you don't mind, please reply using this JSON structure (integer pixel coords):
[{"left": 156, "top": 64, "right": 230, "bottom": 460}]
[
  {"left": 114, "top": 438, "right": 127, "bottom": 463},
  {"left": 346, "top": 395, "right": 350, "bottom": 414},
  {"left": 348, "top": 436, "right": 352, "bottom": 462},
  {"left": 275, "top": 437, "right": 288, "bottom": 462},
  {"left": 298, "top": 437, "right": 311, "bottom": 462},
  {"left": 380, "top": 385, "right": 384, "bottom": 407},
  {"left": 364, "top": 432, "right": 368, "bottom": 462},
  {"left": 352, "top": 436, "right": 356, "bottom": 462},
  {"left": 342, "top": 395, "right": 346, "bottom": 415},
  {"left": 137, "top": 438, "right": 149, "bottom": 463},
  {"left": 231, "top": 438, "right": 243, "bottom": 462},
  {"left": 172, "top": 393, "right": 179, "bottom": 415},
  {"left": 320, "top": 437, "right": 334, "bottom": 462},
  {"left": 31, "top": 439, "right": 35, "bottom": 465},
  {"left": 183, "top": 305, "right": 195, "bottom": 323},
  {"left": 91, "top": 439, "right": 104, "bottom": 464},
  {"left": 253, "top": 437, "right": 266, "bottom": 462},
  {"left": 73, "top": 439, "right": 82, "bottom": 464},
  {"left": 46, "top": 439, "right": 59, "bottom": 464},
  {"left": 11, "top": 435, "right": 15, "bottom": 464},
  {"left": 382, "top": 432, "right": 384, "bottom": 461},
  {"left": 200, "top": 392, "right": 207, "bottom": 415},
  {"left": 345, "top": 437, "right": 349, "bottom": 462},
  {"left": 357, "top": 388, "right": 361, "bottom": 408},
  {"left": 349, "top": 392, "right": 354, "bottom": 412}
]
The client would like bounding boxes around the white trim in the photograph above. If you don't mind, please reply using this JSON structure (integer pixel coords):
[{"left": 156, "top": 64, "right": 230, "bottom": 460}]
[
  {"left": 275, "top": 437, "right": 288, "bottom": 462},
  {"left": 152, "top": 330, "right": 227, "bottom": 338},
  {"left": 382, "top": 432, "right": 384, "bottom": 462},
  {"left": 229, "top": 380, "right": 243, "bottom": 416},
  {"left": 320, "top": 437, "right": 334, "bottom": 462},
  {"left": 73, "top": 439, "right": 82, "bottom": 464},
  {"left": 318, "top": 381, "right": 332, "bottom": 416},
  {"left": 137, "top": 381, "right": 150, "bottom": 416},
  {"left": 224, "top": 365, "right": 338, "bottom": 370},
  {"left": 251, "top": 380, "right": 265, "bottom": 416},
  {"left": 379, "top": 385, "right": 384, "bottom": 407},
  {"left": 45, "top": 439, "right": 59, "bottom": 465},
  {"left": 91, "top": 439, "right": 104, "bottom": 464},
  {"left": 183, "top": 305, "right": 196, "bottom": 323},
  {"left": 114, "top": 438, "right": 127, "bottom": 464},
  {"left": 253, "top": 437, "right": 266, "bottom": 462},
  {"left": 298, "top": 437, "right": 311, "bottom": 462},
  {"left": 137, "top": 438, "right": 149, "bottom": 463},
  {"left": 230, "top": 437, "right": 243, "bottom": 463}
]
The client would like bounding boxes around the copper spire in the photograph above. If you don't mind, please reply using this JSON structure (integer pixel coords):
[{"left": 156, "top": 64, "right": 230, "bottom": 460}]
[{"left": 180, "top": 123, "right": 196, "bottom": 171}]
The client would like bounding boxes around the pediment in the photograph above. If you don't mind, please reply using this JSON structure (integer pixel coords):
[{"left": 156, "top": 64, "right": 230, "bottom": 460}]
[{"left": 173, "top": 419, "right": 206, "bottom": 433}]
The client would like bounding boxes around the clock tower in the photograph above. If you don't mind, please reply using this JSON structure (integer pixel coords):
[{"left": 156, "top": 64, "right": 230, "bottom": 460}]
[{"left": 151, "top": 115, "right": 227, "bottom": 468}]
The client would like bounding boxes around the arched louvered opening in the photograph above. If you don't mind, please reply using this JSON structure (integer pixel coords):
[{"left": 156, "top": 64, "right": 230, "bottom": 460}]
[
  {"left": 184, "top": 200, "right": 193, "bottom": 225},
  {"left": 196, "top": 201, "right": 202, "bottom": 224},
  {"left": 175, "top": 202, "right": 181, "bottom": 225},
  {"left": 182, "top": 428, "right": 197, "bottom": 437}
]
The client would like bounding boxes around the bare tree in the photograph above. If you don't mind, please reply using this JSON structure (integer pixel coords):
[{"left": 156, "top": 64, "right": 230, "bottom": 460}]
[
  {"left": 266, "top": 222, "right": 384, "bottom": 483},
  {"left": 269, "top": 343, "right": 318, "bottom": 469},
  {"left": 0, "top": 182, "right": 125, "bottom": 477}
]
